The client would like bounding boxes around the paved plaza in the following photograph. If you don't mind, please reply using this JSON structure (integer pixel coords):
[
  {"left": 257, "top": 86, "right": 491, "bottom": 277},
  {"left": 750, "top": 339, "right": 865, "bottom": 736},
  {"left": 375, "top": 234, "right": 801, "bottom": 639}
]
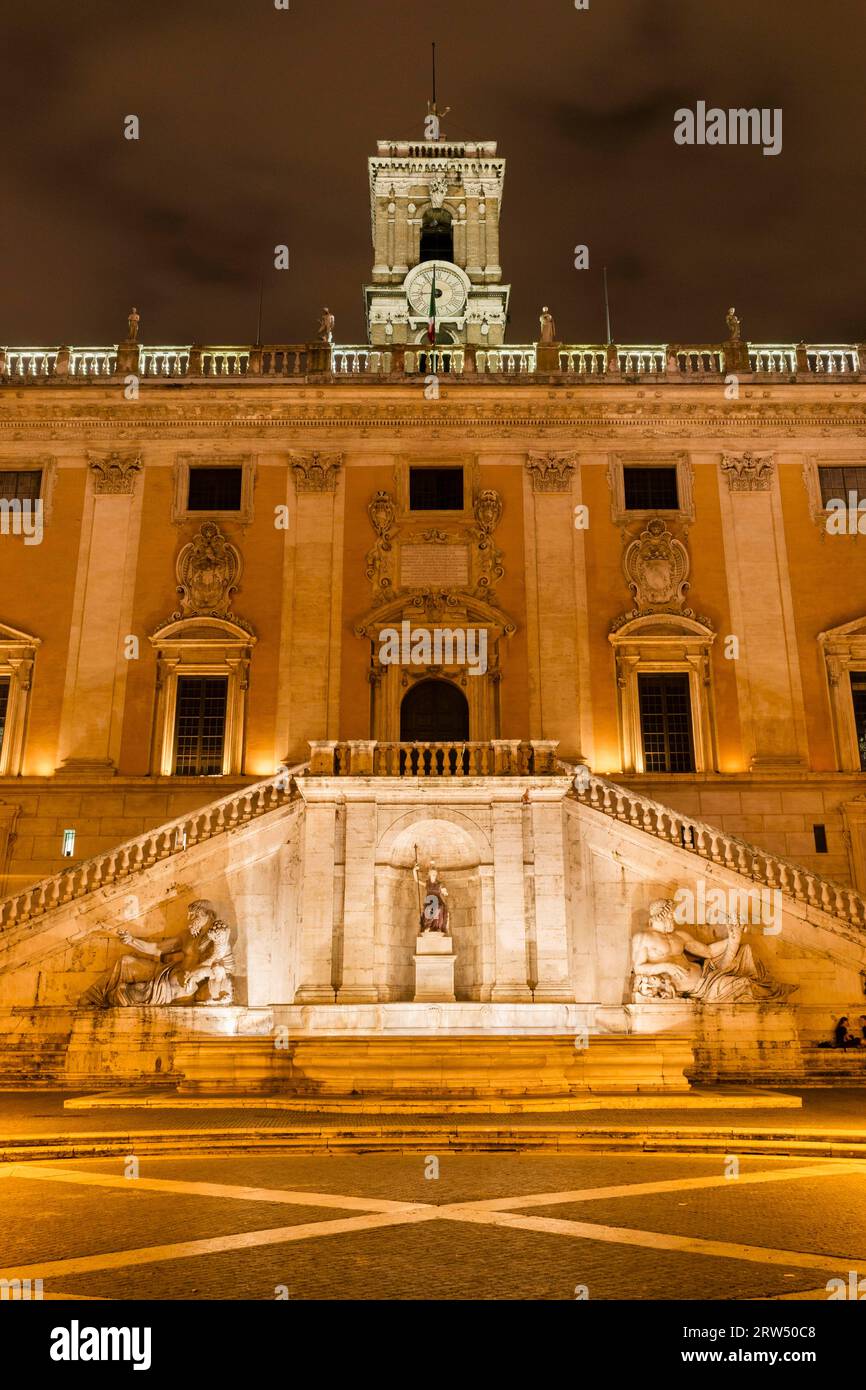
[{"left": 2, "top": 1090, "right": 866, "bottom": 1301}]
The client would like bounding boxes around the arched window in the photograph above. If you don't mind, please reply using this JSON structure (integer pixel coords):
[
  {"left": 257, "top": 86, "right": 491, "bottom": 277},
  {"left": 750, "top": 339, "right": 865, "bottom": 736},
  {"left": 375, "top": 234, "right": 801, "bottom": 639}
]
[{"left": 419, "top": 209, "right": 453, "bottom": 263}]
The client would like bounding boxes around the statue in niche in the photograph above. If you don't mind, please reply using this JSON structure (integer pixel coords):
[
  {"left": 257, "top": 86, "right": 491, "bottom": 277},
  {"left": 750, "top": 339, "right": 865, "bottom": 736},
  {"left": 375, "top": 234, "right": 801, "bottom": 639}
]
[
  {"left": 82, "top": 900, "right": 235, "bottom": 1007},
  {"left": 413, "top": 847, "right": 450, "bottom": 934},
  {"left": 630, "top": 898, "right": 793, "bottom": 1004}
]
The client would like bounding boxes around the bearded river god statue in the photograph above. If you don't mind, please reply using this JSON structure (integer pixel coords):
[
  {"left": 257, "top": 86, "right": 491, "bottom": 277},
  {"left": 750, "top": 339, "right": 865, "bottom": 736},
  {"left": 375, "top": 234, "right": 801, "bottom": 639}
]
[
  {"left": 631, "top": 898, "right": 794, "bottom": 1004},
  {"left": 82, "top": 899, "right": 235, "bottom": 1007}
]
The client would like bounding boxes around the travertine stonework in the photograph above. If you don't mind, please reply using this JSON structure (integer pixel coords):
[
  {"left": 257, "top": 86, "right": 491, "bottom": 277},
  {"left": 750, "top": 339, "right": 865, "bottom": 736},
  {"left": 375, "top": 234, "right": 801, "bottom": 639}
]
[{"left": 1, "top": 129, "right": 866, "bottom": 1089}]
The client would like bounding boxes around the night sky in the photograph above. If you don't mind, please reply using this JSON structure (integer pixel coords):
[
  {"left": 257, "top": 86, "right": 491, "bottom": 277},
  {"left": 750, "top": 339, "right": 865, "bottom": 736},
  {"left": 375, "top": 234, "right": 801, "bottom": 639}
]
[{"left": 2, "top": 0, "right": 863, "bottom": 348}]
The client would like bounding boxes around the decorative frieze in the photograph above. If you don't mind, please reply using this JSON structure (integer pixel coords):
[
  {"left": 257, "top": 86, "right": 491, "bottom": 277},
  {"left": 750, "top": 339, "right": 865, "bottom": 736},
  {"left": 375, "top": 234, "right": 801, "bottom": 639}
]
[
  {"left": 87, "top": 451, "right": 141, "bottom": 495},
  {"left": 526, "top": 451, "right": 576, "bottom": 492},
  {"left": 721, "top": 451, "right": 774, "bottom": 491}
]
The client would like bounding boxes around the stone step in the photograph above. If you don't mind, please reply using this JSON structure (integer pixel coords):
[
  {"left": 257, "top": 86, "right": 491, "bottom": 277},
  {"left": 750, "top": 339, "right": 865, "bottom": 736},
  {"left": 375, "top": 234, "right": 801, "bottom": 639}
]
[{"left": 172, "top": 1034, "right": 694, "bottom": 1097}]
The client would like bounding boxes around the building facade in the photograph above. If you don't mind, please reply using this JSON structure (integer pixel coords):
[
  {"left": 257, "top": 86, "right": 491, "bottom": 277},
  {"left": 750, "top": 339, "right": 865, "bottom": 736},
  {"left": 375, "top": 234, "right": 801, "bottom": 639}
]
[{"left": 1, "top": 134, "right": 866, "bottom": 1089}]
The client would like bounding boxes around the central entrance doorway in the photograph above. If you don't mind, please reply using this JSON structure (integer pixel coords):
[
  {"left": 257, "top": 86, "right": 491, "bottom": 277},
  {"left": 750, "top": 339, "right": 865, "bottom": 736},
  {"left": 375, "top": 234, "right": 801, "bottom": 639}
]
[
  {"left": 400, "top": 678, "right": 469, "bottom": 741},
  {"left": 399, "top": 679, "right": 470, "bottom": 773}
]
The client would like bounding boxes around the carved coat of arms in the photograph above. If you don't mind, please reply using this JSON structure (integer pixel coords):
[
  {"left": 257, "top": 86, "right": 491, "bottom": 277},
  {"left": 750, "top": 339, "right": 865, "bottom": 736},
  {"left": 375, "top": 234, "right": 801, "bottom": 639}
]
[
  {"left": 623, "top": 518, "right": 690, "bottom": 611},
  {"left": 174, "top": 522, "right": 241, "bottom": 619}
]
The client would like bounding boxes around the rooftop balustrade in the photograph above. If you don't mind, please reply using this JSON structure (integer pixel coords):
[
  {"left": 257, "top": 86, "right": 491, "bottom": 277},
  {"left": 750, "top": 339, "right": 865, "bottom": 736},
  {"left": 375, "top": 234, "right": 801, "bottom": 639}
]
[{"left": 0, "top": 339, "right": 861, "bottom": 383}]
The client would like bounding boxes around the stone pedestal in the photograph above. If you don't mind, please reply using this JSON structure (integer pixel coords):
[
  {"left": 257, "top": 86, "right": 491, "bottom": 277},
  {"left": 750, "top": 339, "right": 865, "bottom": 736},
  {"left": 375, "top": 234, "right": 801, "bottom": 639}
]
[
  {"left": 413, "top": 933, "right": 456, "bottom": 1003},
  {"left": 535, "top": 340, "right": 562, "bottom": 373}
]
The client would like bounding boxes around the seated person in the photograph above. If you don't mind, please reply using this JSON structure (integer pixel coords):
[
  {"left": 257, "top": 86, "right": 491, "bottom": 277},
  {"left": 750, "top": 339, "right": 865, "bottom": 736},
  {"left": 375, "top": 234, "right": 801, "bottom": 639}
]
[{"left": 834, "top": 1016, "right": 861, "bottom": 1048}]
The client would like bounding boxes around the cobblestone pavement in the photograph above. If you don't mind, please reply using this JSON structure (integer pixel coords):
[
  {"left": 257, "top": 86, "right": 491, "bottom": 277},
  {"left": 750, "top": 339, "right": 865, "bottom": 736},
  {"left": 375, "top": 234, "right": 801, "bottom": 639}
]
[{"left": 2, "top": 1149, "right": 865, "bottom": 1300}]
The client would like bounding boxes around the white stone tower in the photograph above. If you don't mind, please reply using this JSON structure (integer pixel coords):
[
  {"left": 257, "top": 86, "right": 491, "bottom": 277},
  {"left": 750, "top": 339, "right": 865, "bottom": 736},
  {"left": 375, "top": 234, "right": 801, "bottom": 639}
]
[{"left": 364, "top": 138, "right": 510, "bottom": 347}]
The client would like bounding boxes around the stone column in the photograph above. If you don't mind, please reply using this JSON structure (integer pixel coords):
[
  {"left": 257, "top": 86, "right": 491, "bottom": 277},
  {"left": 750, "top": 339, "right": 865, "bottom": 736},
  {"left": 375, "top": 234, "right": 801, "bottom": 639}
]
[
  {"left": 0, "top": 804, "right": 19, "bottom": 897},
  {"left": 337, "top": 796, "right": 379, "bottom": 1002},
  {"left": 395, "top": 199, "right": 412, "bottom": 276},
  {"left": 294, "top": 798, "right": 338, "bottom": 1003},
  {"left": 277, "top": 455, "right": 344, "bottom": 765},
  {"left": 476, "top": 862, "right": 496, "bottom": 1001},
  {"left": 56, "top": 454, "right": 144, "bottom": 772},
  {"left": 522, "top": 454, "right": 589, "bottom": 761},
  {"left": 490, "top": 800, "right": 532, "bottom": 1001},
  {"left": 529, "top": 790, "right": 573, "bottom": 1001},
  {"left": 717, "top": 453, "right": 809, "bottom": 769},
  {"left": 465, "top": 196, "right": 482, "bottom": 280},
  {"left": 485, "top": 199, "right": 501, "bottom": 280}
]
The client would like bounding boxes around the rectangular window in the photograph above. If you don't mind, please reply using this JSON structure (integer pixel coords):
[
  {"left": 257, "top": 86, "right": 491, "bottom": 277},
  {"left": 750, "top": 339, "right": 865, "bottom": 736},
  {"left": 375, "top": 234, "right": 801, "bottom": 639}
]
[
  {"left": 638, "top": 673, "right": 695, "bottom": 773},
  {"left": 851, "top": 673, "right": 866, "bottom": 770},
  {"left": 187, "top": 467, "right": 243, "bottom": 512},
  {"left": 173, "top": 676, "right": 228, "bottom": 776},
  {"left": 0, "top": 678, "right": 9, "bottom": 753},
  {"left": 623, "top": 466, "right": 679, "bottom": 511},
  {"left": 819, "top": 466, "right": 866, "bottom": 509},
  {"left": 0, "top": 471, "right": 41, "bottom": 502},
  {"left": 409, "top": 466, "right": 464, "bottom": 511}
]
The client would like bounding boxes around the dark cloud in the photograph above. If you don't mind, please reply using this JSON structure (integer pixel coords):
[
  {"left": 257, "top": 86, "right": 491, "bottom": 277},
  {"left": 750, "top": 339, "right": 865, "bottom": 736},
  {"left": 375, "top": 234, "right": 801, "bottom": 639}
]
[{"left": 0, "top": 0, "right": 863, "bottom": 347}]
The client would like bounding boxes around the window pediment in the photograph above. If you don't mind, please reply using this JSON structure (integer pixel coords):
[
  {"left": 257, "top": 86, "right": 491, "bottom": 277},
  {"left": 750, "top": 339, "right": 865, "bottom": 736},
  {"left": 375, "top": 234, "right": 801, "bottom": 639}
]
[{"left": 609, "top": 612, "right": 715, "bottom": 645}]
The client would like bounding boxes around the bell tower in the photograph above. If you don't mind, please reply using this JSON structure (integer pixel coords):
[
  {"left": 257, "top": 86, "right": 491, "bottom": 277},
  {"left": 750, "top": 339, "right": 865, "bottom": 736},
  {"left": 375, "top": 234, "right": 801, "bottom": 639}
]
[{"left": 364, "top": 136, "right": 510, "bottom": 347}]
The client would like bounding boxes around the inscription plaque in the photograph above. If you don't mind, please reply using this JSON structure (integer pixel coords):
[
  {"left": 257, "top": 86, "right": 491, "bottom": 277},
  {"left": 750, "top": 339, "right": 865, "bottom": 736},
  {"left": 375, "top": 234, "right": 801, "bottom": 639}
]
[{"left": 400, "top": 544, "right": 470, "bottom": 588}]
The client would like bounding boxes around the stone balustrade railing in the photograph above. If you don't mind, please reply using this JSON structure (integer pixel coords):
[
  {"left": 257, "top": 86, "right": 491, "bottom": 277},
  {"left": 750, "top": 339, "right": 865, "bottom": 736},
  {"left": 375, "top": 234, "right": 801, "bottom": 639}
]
[
  {"left": 2, "top": 341, "right": 861, "bottom": 382},
  {"left": 568, "top": 767, "right": 866, "bottom": 931},
  {"left": 307, "top": 739, "right": 561, "bottom": 777},
  {"left": 0, "top": 769, "right": 298, "bottom": 933}
]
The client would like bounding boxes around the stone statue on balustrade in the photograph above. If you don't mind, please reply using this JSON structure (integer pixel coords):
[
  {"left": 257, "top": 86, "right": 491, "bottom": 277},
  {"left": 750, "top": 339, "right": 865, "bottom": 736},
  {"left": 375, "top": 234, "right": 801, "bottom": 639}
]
[
  {"left": 82, "top": 899, "right": 235, "bottom": 1007},
  {"left": 631, "top": 898, "right": 793, "bottom": 1004},
  {"left": 725, "top": 306, "right": 741, "bottom": 341},
  {"left": 539, "top": 306, "right": 557, "bottom": 344},
  {"left": 413, "top": 848, "right": 450, "bottom": 935},
  {"left": 318, "top": 307, "right": 335, "bottom": 343},
  {"left": 127, "top": 307, "right": 140, "bottom": 342}
]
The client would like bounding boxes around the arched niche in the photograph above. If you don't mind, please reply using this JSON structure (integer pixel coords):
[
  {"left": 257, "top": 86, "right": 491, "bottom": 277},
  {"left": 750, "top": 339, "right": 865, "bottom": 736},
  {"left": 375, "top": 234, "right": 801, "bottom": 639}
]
[{"left": 375, "top": 815, "right": 489, "bottom": 1002}]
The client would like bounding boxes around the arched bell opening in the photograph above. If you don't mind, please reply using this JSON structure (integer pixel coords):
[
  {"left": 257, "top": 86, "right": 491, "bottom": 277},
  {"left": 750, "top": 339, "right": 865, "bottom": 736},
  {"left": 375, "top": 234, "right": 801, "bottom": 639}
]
[{"left": 419, "top": 208, "right": 454, "bottom": 262}]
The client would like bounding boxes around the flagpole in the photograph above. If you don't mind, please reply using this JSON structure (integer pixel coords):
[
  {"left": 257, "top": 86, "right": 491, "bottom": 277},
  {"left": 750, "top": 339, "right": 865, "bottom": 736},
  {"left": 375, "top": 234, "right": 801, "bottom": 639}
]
[{"left": 427, "top": 264, "right": 437, "bottom": 348}]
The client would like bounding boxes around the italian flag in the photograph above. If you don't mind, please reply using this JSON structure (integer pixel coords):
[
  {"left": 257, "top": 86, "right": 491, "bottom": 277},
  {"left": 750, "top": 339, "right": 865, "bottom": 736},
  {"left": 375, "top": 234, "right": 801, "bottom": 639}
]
[{"left": 427, "top": 266, "right": 437, "bottom": 345}]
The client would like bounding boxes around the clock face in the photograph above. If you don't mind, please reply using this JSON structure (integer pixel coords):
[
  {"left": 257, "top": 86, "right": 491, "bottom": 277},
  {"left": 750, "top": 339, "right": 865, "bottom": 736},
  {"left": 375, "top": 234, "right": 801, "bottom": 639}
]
[{"left": 406, "top": 263, "right": 467, "bottom": 318}]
